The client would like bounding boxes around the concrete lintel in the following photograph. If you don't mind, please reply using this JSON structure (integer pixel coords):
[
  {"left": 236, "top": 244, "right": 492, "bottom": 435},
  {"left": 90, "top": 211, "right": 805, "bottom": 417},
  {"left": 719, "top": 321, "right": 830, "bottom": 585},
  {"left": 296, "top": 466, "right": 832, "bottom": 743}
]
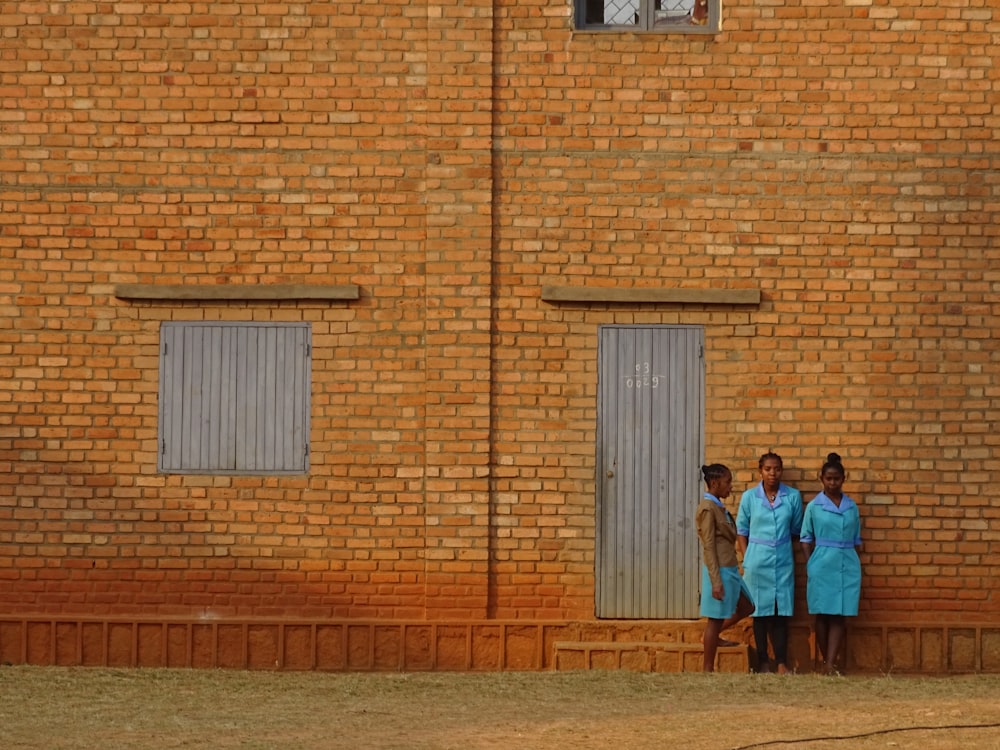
[
  {"left": 114, "top": 284, "right": 361, "bottom": 302},
  {"left": 541, "top": 285, "right": 760, "bottom": 306}
]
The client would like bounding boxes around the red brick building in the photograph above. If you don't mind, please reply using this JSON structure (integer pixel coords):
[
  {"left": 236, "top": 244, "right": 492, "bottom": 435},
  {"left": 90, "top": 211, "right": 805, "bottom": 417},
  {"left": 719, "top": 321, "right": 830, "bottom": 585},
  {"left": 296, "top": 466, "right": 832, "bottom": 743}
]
[{"left": 1, "top": 0, "right": 997, "bottom": 673}]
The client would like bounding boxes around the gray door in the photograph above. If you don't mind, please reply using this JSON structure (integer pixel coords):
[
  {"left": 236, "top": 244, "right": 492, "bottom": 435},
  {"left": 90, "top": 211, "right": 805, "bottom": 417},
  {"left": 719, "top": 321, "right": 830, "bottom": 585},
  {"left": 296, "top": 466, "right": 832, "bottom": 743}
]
[{"left": 596, "top": 325, "right": 704, "bottom": 619}]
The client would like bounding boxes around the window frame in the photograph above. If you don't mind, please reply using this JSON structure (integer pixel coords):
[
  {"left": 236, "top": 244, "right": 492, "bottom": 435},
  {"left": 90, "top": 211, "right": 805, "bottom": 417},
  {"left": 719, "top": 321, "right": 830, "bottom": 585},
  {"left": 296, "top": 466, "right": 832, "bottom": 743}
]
[
  {"left": 574, "top": 0, "right": 721, "bottom": 35},
  {"left": 157, "top": 321, "right": 311, "bottom": 476}
]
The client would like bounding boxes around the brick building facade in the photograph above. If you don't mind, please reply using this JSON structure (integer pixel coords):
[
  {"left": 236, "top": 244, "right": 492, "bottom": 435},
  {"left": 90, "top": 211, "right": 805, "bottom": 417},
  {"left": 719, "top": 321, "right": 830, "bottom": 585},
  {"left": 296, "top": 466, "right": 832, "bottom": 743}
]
[{"left": 1, "top": 1, "right": 998, "bottom": 673}]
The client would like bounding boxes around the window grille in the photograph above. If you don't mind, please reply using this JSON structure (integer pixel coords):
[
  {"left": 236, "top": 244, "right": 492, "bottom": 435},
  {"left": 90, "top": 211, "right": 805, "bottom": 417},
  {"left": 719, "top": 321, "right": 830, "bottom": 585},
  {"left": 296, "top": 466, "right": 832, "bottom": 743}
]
[{"left": 576, "top": 0, "right": 720, "bottom": 33}]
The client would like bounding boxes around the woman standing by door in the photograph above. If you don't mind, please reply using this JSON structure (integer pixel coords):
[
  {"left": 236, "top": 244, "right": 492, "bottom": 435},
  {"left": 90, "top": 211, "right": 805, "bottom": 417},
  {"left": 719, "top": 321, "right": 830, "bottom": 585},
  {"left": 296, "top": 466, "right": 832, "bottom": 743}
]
[
  {"left": 697, "top": 463, "right": 755, "bottom": 672},
  {"left": 736, "top": 452, "right": 804, "bottom": 674}
]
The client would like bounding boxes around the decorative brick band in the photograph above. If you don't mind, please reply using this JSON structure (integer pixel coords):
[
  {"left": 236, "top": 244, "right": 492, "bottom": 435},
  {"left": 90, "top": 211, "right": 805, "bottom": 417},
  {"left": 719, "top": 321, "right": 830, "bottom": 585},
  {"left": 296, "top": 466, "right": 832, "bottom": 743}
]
[
  {"left": 1, "top": 617, "right": 997, "bottom": 674},
  {"left": 0, "top": 617, "right": 565, "bottom": 671}
]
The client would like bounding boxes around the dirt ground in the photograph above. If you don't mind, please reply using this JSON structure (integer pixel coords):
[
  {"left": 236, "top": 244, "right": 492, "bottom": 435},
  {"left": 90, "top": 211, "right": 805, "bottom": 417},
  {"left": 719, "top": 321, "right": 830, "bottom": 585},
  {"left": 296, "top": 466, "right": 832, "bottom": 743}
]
[{"left": 1, "top": 667, "right": 999, "bottom": 749}]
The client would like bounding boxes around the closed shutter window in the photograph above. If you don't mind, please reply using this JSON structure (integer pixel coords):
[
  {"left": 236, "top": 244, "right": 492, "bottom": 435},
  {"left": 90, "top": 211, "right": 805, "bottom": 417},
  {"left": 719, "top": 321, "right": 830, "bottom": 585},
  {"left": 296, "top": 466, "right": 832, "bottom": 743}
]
[{"left": 158, "top": 322, "right": 311, "bottom": 474}]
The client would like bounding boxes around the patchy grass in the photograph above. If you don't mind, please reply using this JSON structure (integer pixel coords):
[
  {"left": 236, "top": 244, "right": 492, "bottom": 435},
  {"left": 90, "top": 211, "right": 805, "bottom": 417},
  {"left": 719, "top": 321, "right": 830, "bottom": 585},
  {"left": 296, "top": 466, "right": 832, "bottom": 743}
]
[{"left": 1, "top": 667, "right": 999, "bottom": 749}]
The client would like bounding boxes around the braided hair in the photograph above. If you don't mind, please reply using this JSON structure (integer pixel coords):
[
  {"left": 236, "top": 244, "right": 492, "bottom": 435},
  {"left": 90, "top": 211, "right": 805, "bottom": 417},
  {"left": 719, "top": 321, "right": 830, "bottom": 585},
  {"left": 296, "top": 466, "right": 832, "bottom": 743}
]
[{"left": 701, "top": 463, "right": 730, "bottom": 486}]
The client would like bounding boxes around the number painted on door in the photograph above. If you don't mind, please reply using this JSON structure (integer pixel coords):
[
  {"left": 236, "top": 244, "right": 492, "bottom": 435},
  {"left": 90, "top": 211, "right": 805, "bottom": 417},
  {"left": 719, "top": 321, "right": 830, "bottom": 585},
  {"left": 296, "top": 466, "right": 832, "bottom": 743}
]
[{"left": 624, "top": 362, "right": 663, "bottom": 389}]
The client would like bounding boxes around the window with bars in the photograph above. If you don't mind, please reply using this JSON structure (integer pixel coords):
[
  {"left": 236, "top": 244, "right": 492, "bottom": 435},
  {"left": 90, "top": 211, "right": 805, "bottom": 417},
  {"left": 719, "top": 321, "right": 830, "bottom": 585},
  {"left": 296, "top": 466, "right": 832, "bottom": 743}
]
[
  {"left": 158, "top": 322, "right": 311, "bottom": 475},
  {"left": 576, "top": 0, "right": 720, "bottom": 33}
]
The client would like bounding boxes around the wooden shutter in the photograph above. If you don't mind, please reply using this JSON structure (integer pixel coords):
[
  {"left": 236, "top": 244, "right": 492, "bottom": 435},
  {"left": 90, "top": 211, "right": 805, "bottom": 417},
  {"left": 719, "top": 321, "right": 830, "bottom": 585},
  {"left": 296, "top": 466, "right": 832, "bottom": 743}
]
[{"left": 159, "top": 322, "right": 310, "bottom": 474}]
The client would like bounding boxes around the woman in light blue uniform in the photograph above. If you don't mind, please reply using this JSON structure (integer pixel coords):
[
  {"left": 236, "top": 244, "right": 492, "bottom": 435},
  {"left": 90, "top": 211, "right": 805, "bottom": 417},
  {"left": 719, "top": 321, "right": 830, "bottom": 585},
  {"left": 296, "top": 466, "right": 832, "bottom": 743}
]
[
  {"left": 800, "top": 452, "right": 862, "bottom": 675},
  {"left": 736, "top": 452, "right": 803, "bottom": 674}
]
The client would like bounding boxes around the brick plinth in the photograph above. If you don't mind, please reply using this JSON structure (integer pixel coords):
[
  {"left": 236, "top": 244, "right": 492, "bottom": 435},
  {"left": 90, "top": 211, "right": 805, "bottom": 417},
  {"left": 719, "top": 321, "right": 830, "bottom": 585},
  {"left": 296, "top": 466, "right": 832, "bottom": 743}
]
[{"left": 2, "top": 617, "right": 999, "bottom": 675}]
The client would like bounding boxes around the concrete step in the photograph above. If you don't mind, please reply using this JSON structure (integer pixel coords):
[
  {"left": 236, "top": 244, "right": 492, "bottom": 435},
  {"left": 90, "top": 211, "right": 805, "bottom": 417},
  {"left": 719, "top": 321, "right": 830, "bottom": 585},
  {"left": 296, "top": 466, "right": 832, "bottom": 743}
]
[{"left": 553, "top": 639, "right": 749, "bottom": 673}]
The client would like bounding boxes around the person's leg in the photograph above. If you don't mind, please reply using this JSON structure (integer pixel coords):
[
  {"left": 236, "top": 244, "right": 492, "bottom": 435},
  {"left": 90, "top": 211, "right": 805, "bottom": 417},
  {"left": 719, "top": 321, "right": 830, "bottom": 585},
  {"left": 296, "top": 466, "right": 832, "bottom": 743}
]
[
  {"left": 703, "top": 618, "right": 724, "bottom": 672},
  {"left": 721, "top": 592, "right": 754, "bottom": 631},
  {"left": 825, "top": 615, "right": 847, "bottom": 674},
  {"left": 814, "top": 615, "right": 829, "bottom": 670},
  {"left": 753, "top": 616, "right": 771, "bottom": 672},
  {"left": 772, "top": 616, "right": 790, "bottom": 673},
  {"left": 713, "top": 593, "right": 755, "bottom": 650}
]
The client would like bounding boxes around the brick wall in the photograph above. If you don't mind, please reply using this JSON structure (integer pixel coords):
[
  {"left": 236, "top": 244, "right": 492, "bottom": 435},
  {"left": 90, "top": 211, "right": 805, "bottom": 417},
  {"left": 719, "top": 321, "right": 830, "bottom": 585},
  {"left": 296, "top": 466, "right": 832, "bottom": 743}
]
[
  {"left": 0, "top": 0, "right": 998, "bottom": 669},
  {"left": 491, "top": 1, "right": 999, "bottom": 624}
]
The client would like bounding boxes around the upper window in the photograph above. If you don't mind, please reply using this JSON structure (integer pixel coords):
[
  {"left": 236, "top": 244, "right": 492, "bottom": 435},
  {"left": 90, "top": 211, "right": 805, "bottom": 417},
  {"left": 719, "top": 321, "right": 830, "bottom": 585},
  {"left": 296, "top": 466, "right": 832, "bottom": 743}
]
[
  {"left": 576, "top": 0, "right": 720, "bottom": 33},
  {"left": 158, "top": 322, "right": 311, "bottom": 475}
]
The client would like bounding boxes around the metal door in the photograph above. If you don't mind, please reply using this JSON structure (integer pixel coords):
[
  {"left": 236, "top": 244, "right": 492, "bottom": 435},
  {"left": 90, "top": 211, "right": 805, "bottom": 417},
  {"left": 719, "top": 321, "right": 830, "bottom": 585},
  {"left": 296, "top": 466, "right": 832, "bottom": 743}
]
[{"left": 596, "top": 325, "right": 704, "bottom": 618}]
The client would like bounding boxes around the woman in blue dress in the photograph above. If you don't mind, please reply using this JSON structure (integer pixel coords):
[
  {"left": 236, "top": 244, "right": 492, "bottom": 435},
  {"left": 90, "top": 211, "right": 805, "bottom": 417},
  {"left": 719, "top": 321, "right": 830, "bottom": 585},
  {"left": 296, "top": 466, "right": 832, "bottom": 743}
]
[
  {"left": 736, "top": 451, "right": 803, "bottom": 674},
  {"left": 696, "top": 463, "right": 754, "bottom": 672},
  {"left": 800, "top": 452, "right": 862, "bottom": 675}
]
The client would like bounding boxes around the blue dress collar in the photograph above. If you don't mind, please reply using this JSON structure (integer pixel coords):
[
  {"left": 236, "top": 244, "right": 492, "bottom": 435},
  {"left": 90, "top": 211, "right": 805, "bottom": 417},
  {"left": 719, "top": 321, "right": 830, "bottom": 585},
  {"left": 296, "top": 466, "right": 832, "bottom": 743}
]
[
  {"left": 813, "top": 492, "right": 856, "bottom": 513},
  {"left": 704, "top": 493, "right": 735, "bottom": 526},
  {"left": 704, "top": 492, "right": 726, "bottom": 509},
  {"left": 755, "top": 482, "right": 785, "bottom": 508}
]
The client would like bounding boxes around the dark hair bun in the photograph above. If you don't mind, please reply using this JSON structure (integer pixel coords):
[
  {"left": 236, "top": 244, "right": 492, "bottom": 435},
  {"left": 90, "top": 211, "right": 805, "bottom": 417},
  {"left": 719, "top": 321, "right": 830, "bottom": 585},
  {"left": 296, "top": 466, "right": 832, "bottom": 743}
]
[
  {"left": 827, "top": 452, "right": 842, "bottom": 463},
  {"left": 702, "top": 463, "right": 730, "bottom": 484}
]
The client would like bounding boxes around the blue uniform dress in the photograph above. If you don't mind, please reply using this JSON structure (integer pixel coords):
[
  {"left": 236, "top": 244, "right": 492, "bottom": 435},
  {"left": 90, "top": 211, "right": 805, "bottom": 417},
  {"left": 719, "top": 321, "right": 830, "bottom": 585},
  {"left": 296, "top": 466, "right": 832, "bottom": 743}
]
[
  {"left": 800, "top": 492, "right": 862, "bottom": 616},
  {"left": 736, "top": 482, "right": 804, "bottom": 617}
]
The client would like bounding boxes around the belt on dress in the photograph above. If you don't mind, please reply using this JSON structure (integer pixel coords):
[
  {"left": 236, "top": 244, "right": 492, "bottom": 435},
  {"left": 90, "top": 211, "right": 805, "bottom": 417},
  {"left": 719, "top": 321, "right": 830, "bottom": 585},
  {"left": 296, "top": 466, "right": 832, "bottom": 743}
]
[
  {"left": 747, "top": 535, "right": 791, "bottom": 547},
  {"left": 813, "top": 538, "right": 856, "bottom": 549}
]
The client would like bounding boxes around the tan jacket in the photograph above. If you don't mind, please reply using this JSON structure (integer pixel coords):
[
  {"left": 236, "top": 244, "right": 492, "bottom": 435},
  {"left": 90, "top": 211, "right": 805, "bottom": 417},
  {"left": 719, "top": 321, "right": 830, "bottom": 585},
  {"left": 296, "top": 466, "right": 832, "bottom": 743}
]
[{"left": 696, "top": 498, "right": 739, "bottom": 590}]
